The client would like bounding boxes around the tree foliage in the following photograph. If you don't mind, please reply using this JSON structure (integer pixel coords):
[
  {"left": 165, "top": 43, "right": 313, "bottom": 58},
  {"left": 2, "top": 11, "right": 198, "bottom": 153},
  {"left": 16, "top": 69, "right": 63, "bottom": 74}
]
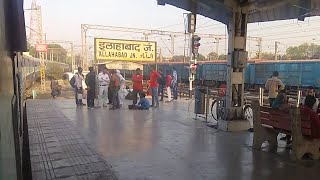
[
  {"left": 171, "top": 55, "right": 187, "bottom": 62},
  {"left": 207, "top": 52, "right": 218, "bottom": 60},
  {"left": 286, "top": 43, "right": 320, "bottom": 60},
  {"left": 218, "top": 54, "right": 227, "bottom": 60},
  {"left": 254, "top": 43, "right": 320, "bottom": 60},
  {"left": 197, "top": 54, "right": 206, "bottom": 61},
  {"left": 28, "top": 43, "right": 68, "bottom": 63},
  {"left": 46, "top": 63, "right": 64, "bottom": 80},
  {"left": 255, "top": 52, "right": 275, "bottom": 60}
]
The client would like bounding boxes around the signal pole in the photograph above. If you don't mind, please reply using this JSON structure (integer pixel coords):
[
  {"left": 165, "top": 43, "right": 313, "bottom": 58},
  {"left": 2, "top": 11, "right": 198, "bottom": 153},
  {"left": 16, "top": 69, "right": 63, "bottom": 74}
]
[{"left": 187, "top": 12, "right": 196, "bottom": 99}]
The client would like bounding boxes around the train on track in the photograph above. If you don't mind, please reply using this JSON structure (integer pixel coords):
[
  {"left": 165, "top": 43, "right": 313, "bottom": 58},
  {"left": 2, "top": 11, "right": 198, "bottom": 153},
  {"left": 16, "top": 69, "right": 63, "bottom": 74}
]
[
  {"left": 143, "top": 59, "right": 320, "bottom": 90},
  {"left": 21, "top": 53, "right": 70, "bottom": 92}
]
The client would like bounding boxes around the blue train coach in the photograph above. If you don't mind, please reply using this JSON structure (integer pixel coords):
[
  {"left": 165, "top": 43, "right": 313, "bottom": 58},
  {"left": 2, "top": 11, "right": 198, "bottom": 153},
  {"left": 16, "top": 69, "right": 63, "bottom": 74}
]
[{"left": 247, "top": 60, "right": 320, "bottom": 89}]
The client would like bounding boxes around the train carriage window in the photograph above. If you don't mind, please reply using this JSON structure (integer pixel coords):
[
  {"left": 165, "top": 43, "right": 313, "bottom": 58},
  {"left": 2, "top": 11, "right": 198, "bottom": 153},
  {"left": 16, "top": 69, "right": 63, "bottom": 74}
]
[
  {"left": 279, "top": 64, "right": 287, "bottom": 71},
  {"left": 266, "top": 64, "right": 275, "bottom": 71},
  {"left": 303, "top": 64, "right": 313, "bottom": 71},
  {"left": 288, "top": 63, "right": 299, "bottom": 71}
]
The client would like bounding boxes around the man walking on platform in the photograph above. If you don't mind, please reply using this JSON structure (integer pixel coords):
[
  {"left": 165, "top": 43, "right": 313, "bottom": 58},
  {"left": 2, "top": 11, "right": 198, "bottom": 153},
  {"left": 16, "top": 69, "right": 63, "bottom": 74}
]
[
  {"left": 265, "top": 71, "right": 285, "bottom": 107},
  {"left": 98, "top": 67, "right": 110, "bottom": 107},
  {"left": 132, "top": 68, "right": 143, "bottom": 105},
  {"left": 158, "top": 68, "right": 166, "bottom": 101},
  {"left": 172, "top": 67, "right": 178, "bottom": 100},
  {"left": 73, "top": 67, "right": 85, "bottom": 106},
  {"left": 149, "top": 65, "right": 161, "bottom": 108},
  {"left": 109, "top": 70, "right": 121, "bottom": 110},
  {"left": 85, "top": 67, "right": 96, "bottom": 109}
]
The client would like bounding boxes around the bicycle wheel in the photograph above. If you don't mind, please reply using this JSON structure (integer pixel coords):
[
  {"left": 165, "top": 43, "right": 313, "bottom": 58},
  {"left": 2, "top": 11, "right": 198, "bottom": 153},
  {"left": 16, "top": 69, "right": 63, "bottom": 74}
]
[
  {"left": 243, "top": 104, "right": 253, "bottom": 127},
  {"left": 210, "top": 99, "right": 217, "bottom": 121}
]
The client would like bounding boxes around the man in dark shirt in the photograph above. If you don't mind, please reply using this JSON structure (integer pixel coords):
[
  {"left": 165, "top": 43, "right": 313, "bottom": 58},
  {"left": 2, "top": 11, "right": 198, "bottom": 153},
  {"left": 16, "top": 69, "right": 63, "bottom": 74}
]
[
  {"left": 158, "top": 68, "right": 166, "bottom": 101},
  {"left": 85, "top": 67, "right": 96, "bottom": 109}
]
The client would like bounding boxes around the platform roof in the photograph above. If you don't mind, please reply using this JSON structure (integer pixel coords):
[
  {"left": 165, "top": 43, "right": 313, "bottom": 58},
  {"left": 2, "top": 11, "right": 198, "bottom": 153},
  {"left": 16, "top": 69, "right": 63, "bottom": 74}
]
[{"left": 157, "top": 0, "right": 320, "bottom": 24}]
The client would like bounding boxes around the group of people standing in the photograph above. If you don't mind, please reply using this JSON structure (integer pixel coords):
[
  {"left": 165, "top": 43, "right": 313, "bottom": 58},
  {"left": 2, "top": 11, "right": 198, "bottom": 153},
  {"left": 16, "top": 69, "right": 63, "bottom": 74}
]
[
  {"left": 146, "top": 66, "right": 178, "bottom": 108},
  {"left": 131, "top": 66, "right": 179, "bottom": 109},
  {"left": 72, "top": 66, "right": 126, "bottom": 110},
  {"left": 71, "top": 65, "right": 179, "bottom": 110}
]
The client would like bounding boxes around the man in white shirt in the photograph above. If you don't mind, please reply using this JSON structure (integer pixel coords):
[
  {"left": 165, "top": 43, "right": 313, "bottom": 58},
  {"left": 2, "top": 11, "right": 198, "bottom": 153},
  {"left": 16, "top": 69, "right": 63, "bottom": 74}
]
[
  {"left": 265, "top": 71, "right": 285, "bottom": 107},
  {"left": 73, "top": 67, "right": 85, "bottom": 106},
  {"left": 98, "top": 67, "right": 110, "bottom": 107}
]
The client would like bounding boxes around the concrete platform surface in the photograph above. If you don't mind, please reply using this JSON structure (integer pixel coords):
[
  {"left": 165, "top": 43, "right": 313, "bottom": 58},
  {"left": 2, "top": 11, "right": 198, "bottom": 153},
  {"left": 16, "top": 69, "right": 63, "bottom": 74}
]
[
  {"left": 29, "top": 99, "right": 320, "bottom": 180},
  {"left": 27, "top": 100, "right": 118, "bottom": 180}
]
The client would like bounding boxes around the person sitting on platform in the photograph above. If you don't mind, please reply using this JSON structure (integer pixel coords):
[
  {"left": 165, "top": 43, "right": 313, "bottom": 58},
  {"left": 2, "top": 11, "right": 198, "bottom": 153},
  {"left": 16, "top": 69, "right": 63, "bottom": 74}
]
[
  {"left": 303, "top": 95, "right": 320, "bottom": 138},
  {"left": 128, "top": 92, "right": 150, "bottom": 110},
  {"left": 272, "top": 91, "right": 292, "bottom": 144},
  {"left": 301, "top": 86, "right": 319, "bottom": 112},
  {"left": 271, "top": 92, "right": 290, "bottom": 111}
]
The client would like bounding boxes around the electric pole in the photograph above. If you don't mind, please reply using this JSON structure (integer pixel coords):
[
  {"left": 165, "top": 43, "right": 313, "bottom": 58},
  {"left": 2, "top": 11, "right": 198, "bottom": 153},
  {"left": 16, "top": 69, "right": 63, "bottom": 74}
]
[
  {"left": 258, "top": 38, "right": 262, "bottom": 59},
  {"left": 275, "top": 41, "right": 280, "bottom": 60},
  {"left": 215, "top": 38, "right": 220, "bottom": 57},
  {"left": 170, "top": 35, "right": 175, "bottom": 58}
]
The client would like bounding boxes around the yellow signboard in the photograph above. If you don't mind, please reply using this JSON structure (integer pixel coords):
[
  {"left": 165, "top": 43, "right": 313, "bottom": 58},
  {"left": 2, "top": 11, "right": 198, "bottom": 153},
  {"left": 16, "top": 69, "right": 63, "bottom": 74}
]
[{"left": 94, "top": 38, "right": 156, "bottom": 62}]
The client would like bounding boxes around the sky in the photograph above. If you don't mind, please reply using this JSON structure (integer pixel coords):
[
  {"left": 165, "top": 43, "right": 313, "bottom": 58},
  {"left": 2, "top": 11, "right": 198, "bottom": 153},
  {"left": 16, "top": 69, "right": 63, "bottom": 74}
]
[{"left": 24, "top": 0, "right": 320, "bottom": 58}]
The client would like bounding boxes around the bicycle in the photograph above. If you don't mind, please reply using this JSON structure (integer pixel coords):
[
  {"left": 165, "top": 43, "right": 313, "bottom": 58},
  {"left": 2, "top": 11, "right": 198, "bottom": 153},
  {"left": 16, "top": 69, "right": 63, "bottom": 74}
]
[{"left": 209, "top": 91, "right": 253, "bottom": 125}]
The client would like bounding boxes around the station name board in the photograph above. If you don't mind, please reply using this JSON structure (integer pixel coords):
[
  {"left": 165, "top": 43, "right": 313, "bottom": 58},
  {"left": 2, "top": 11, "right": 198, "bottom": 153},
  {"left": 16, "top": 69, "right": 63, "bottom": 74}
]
[{"left": 94, "top": 38, "right": 156, "bottom": 62}]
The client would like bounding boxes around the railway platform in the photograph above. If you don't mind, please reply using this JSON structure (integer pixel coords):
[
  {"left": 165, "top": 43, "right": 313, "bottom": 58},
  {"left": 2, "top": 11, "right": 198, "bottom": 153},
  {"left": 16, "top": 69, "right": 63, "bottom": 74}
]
[{"left": 27, "top": 99, "right": 320, "bottom": 180}]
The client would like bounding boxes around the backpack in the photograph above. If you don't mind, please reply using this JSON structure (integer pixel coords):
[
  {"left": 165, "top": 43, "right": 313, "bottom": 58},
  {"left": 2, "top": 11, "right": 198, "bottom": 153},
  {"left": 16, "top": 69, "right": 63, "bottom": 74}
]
[{"left": 69, "top": 75, "right": 76, "bottom": 88}]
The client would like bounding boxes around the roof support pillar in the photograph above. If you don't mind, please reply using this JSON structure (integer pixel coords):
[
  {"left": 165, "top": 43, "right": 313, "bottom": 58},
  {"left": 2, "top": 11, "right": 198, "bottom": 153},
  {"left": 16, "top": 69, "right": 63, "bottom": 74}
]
[{"left": 217, "top": 10, "right": 250, "bottom": 131}]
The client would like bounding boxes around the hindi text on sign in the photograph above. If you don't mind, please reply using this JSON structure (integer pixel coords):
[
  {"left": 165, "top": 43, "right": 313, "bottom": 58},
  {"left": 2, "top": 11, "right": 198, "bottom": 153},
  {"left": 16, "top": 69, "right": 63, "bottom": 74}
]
[{"left": 95, "top": 38, "right": 156, "bottom": 62}]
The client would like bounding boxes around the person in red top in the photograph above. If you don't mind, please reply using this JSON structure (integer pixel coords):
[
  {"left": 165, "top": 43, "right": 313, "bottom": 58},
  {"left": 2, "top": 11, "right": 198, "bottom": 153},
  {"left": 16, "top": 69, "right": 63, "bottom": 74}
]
[
  {"left": 165, "top": 70, "right": 173, "bottom": 102},
  {"left": 132, "top": 68, "right": 143, "bottom": 105},
  {"left": 149, "top": 65, "right": 161, "bottom": 107}
]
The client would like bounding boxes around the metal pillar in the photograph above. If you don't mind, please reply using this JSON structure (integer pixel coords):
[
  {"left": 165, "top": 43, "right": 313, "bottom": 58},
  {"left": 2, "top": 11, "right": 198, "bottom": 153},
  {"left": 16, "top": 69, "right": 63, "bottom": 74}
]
[
  {"left": 170, "top": 35, "right": 175, "bottom": 57},
  {"left": 143, "top": 33, "right": 150, "bottom": 41},
  {"left": 84, "top": 30, "right": 88, "bottom": 69},
  {"left": 275, "top": 41, "right": 280, "bottom": 60},
  {"left": 258, "top": 38, "right": 262, "bottom": 59},
  {"left": 216, "top": 38, "right": 220, "bottom": 56},
  {"left": 71, "top": 42, "right": 74, "bottom": 72},
  {"left": 81, "top": 25, "right": 87, "bottom": 69},
  {"left": 217, "top": 11, "right": 250, "bottom": 131},
  {"left": 159, "top": 48, "right": 163, "bottom": 62}
]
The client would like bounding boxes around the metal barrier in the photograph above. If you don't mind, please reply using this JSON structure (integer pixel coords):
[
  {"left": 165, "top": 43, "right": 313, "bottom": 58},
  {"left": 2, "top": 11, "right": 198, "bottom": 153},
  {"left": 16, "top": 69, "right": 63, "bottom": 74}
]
[{"left": 194, "top": 86, "right": 210, "bottom": 122}]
